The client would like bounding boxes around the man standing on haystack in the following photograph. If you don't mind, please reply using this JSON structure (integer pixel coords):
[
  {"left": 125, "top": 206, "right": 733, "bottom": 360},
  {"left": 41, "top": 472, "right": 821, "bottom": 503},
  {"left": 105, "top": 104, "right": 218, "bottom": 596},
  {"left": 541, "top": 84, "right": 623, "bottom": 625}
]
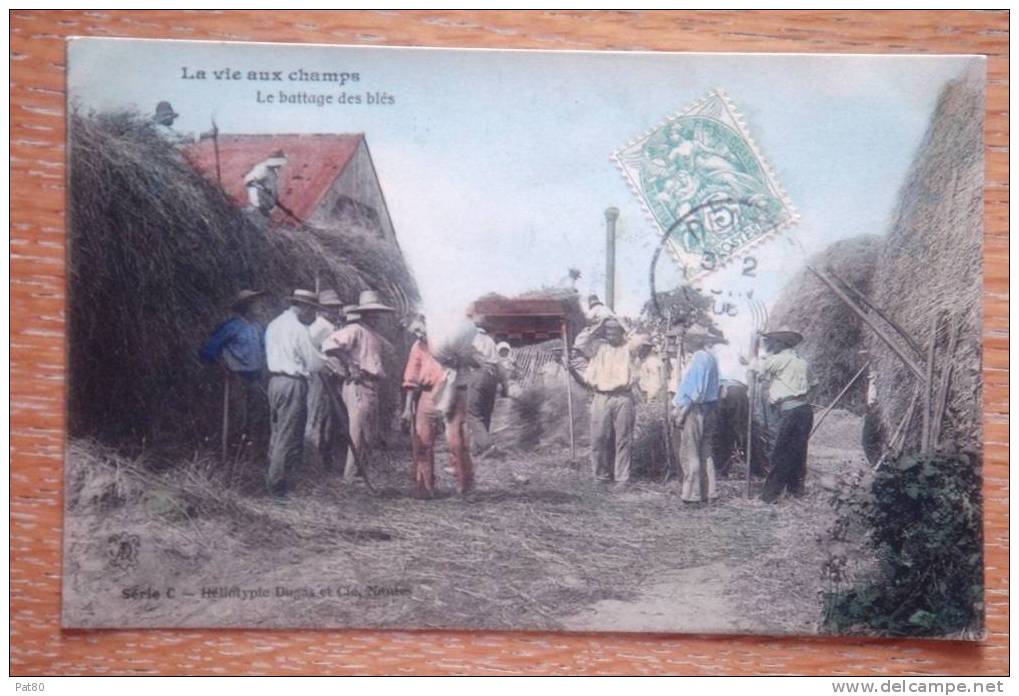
[
  {"left": 264, "top": 289, "right": 326, "bottom": 498},
  {"left": 322, "top": 289, "right": 395, "bottom": 484},
  {"left": 672, "top": 325, "right": 727, "bottom": 504},
  {"left": 401, "top": 316, "right": 474, "bottom": 497},
  {"left": 572, "top": 316, "right": 639, "bottom": 488},
  {"left": 151, "top": 100, "right": 190, "bottom": 146},
  {"left": 305, "top": 289, "right": 349, "bottom": 472},
  {"left": 199, "top": 289, "right": 268, "bottom": 455},
  {"left": 746, "top": 327, "right": 816, "bottom": 503}
]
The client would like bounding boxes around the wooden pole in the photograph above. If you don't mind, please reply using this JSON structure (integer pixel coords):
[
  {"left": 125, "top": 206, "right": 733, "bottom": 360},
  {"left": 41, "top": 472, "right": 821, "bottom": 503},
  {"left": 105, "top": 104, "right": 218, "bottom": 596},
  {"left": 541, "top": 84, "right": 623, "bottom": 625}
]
[
  {"left": 809, "top": 362, "right": 869, "bottom": 439},
  {"left": 824, "top": 265, "right": 924, "bottom": 358},
  {"left": 605, "top": 207, "right": 619, "bottom": 310},
  {"left": 875, "top": 387, "right": 920, "bottom": 471},
  {"left": 745, "top": 331, "right": 758, "bottom": 499},
  {"left": 920, "top": 314, "right": 939, "bottom": 454},
  {"left": 221, "top": 374, "right": 230, "bottom": 462},
  {"left": 561, "top": 321, "right": 576, "bottom": 463},
  {"left": 661, "top": 309, "right": 674, "bottom": 482},
  {"left": 806, "top": 265, "right": 926, "bottom": 382}
]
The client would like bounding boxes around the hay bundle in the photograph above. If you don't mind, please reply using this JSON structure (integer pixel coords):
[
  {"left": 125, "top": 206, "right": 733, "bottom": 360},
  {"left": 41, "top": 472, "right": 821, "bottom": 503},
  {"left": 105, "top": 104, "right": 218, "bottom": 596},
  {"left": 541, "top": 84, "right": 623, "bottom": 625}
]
[
  {"left": 68, "top": 111, "right": 418, "bottom": 444},
  {"left": 769, "top": 235, "right": 882, "bottom": 415},
  {"left": 869, "top": 69, "right": 983, "bottom": 454}
]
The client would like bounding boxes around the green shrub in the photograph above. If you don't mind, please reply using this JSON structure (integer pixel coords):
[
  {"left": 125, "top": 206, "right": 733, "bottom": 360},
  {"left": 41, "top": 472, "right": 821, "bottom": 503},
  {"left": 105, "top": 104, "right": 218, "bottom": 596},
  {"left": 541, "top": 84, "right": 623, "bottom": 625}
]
[{"left": 822, "top": 452, "right": 983, "bottom": 637}]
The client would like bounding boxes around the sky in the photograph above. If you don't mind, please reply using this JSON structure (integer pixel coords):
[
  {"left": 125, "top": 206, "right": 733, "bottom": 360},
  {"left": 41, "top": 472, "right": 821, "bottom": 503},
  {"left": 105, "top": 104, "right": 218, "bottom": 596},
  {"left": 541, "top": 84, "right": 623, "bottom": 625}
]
[{"left": 67, "top": 39, "right": 979, "bottom": 377}]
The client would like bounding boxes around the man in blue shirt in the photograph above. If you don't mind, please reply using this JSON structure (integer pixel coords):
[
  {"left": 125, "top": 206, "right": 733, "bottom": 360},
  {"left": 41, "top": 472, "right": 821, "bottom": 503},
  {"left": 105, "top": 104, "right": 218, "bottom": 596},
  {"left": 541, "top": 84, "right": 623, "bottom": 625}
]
[
  {"left": 672, "top": 324, "right": 726, "bottom": 503},
  {"left": 200, "top": 289, "right": 268, "bottom": 459}
]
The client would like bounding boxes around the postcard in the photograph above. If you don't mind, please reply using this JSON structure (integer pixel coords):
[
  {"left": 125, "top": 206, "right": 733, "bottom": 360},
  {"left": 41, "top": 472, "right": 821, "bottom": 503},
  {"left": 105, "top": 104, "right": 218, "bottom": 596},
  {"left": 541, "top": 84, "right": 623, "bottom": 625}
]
[{"left": 63, "top": 37, "right": 985, "bottom": 637}]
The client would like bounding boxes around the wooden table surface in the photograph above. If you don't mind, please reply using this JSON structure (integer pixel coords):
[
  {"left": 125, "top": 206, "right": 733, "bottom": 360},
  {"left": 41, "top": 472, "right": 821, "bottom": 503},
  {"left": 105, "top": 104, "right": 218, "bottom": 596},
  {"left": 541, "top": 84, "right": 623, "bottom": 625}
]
[{"left": 10, "top": 10, "right": 1009, "bottom": 676}]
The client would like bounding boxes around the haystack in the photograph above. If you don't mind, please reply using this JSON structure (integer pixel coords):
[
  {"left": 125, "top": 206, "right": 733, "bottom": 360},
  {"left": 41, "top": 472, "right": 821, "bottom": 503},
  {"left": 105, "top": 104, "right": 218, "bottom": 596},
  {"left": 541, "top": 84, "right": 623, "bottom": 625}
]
[
  {"left": 868, "top": 68, "right": 984, "bottom": 454},
  {"left": 68, "top": 110, "right": 418, "bottom": 445},
  {"left": 769, "top": 235, "right": 883, "bottom": 415}
]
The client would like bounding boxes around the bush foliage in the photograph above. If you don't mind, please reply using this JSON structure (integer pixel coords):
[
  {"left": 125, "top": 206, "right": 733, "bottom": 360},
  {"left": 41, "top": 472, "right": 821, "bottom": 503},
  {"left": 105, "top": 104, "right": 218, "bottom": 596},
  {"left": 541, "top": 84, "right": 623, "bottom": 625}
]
[{"left": 822, "top": 452, "right": 983, "bottom": 637}]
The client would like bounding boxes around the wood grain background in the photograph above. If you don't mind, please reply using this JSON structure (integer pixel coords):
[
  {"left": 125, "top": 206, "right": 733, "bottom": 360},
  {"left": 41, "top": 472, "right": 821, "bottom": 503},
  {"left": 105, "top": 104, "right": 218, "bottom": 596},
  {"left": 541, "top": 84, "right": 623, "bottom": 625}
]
[{"left": 10, "top": 10, "right": 1009, "bottom": 675}]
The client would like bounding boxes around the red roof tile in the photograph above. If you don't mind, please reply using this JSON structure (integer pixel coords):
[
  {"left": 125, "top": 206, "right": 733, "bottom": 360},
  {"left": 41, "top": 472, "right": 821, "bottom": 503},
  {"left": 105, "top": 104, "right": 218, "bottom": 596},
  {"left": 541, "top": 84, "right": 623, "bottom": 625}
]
[{"left": 183, "top": 133, "right": 363, "bottom": 224}]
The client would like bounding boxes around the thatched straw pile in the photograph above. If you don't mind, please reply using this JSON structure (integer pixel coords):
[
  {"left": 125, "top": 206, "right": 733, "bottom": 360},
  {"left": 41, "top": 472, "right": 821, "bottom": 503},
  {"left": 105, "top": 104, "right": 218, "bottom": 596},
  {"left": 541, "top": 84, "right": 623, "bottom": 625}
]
[
  {"left": 868, "top": 69, "right": 984, "bottom": 454},
  {"left": 769, "top": 235, "right": 882, "bottom": 415},
  {"left": 68, "top": 111, "right": 418, "bottom": 444}
]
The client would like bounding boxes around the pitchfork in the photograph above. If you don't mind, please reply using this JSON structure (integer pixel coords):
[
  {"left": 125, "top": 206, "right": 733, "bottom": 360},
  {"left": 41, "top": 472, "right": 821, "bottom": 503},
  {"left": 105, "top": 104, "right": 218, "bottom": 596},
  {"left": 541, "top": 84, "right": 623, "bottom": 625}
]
[{"left": 745, "top": 298, "right": 768, "bottom": 499}]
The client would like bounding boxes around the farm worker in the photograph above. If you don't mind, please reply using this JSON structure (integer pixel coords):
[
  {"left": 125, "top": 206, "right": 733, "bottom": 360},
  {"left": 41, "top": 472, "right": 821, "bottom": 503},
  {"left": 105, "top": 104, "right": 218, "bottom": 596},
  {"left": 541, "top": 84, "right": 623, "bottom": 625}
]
[
  {"left": 151, "top": 100, "right": 191, "bottom": 146},
  {"left": 466, "top": 314, "right": 501, "bottom": 432},
  {"left": 496, "top": 341, "right": 517, "bottom": 396},
  {"left": 243, "top": 149, "right": 288, "bottom": 216},
  {"left": 401, "top": 316, "right": 474, "bottom": 496},
  {"left": 632, "top": 334, "right": 665, "bottom": 402},
  {"left": 746, "top": 327, "right": 816, "bottom": 503},
  {"left": 199, "top": 289, "right": 268, "bottom": 451},
  {"left": 583, "top": 293, "right": 616, "bottom": 325},
  {"left": 263, "top": 289, "right": 326, "bottom": 497},
  {"left": 572, "top": 317, "right": 639, "bottom": 487},
  {"left": 672, "top": 325, "right": 727, "bottom": 503},
  {"left": 322, "top": 289, "right": 395, "bottom": 483},
  {"left": 304, "top": 289, "right": 350, "bottom": 472}
]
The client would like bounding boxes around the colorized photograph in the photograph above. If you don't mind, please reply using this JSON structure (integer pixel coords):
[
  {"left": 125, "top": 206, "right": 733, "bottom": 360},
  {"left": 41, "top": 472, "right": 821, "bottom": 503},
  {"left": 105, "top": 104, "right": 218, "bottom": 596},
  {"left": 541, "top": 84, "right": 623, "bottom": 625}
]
[{"left": 63, "top": 38, "right": 984, "bottom": 637}]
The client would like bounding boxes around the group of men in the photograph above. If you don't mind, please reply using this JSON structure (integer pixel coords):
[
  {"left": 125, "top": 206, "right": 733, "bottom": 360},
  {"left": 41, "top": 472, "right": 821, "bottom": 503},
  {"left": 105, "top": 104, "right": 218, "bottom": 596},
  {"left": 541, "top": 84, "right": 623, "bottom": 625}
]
[
  {"left": 201, "top": 287, "right": 398, "bottom": 498},
  {"left": 202, "top": 284, "right": 815, "bottom": 504},
  {"left": 571, "top": 293, "right": 815, "bottom": 505}
]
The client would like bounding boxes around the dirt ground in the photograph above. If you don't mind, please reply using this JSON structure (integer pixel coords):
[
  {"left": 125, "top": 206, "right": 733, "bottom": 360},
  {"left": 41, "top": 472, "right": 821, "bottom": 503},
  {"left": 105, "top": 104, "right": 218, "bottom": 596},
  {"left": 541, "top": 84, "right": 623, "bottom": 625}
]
[{"left": 62, "top": 405, "right": 871, "bottom": 634}]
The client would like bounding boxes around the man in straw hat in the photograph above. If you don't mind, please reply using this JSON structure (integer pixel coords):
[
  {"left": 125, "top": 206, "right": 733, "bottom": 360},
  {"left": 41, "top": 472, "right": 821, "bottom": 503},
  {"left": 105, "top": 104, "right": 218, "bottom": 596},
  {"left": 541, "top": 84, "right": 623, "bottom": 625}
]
[
  {"left": 746, "top": 327, "right": 816, "bottom": 503},
  {"left": 672, "top": 324, "right": 727, "bottom": 503},
  {"left": 401, "top": 315, "right": 474, "bottom": 497},
  {"left": 466, "top": 313, "right": 501, "bottom": 439},
  {"left": 200, "top": 289, "right": 268, "bottom": 456},
  {"left": 263, "top": 289, "right": 326, "bottom": 497},
  {"left": 572, "top": 316, "right": 640, "bottom": 488},
  {"left": 244, "top": 149, "right": 288, "bottom": 217},
  {"left": 323, "top": 289, "right": 395, "bottom": 484},
  {"left": 305, "top": 289, "right": 350, "bottom": 472},
  {"left": 151, "top": 100, "right": 190, "bottom": 145}
]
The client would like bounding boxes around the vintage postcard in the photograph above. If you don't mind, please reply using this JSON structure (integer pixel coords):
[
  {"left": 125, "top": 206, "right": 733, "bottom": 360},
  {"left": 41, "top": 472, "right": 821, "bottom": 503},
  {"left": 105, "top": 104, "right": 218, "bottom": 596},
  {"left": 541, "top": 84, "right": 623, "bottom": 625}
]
[{"left": 63, "top": 38, "right": 985, "bottom": 637}]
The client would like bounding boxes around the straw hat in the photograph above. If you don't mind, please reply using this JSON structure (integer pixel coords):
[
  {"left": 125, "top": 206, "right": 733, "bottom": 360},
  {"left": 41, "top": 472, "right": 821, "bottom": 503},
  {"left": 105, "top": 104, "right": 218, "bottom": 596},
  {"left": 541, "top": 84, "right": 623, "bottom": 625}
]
[
  {"left": 317, "top": 289, "right": 344, "bottom": 307},
  {"left": 264, "top": 149, "right": 288, "bottom": 168},
  {"left": 231, "top": 289, "right": 264, "bottom": 310},
  {"left": 355, "top": 290, "right": 395, "bottom": 313},
  {"left": 761, "top": 327, "right": 803, "bottom": 347},
  {"left": 343, "top": 304, "right": 362, "bottom": 321},
  {"left": 287, "top": 289, "right": 319, "bottom": 307},
  {"left": 496, "top": 341, "right": 512, "bottom": 354},
  {"left": 154, "top": 101, "right": 179, "bottom": 120}
]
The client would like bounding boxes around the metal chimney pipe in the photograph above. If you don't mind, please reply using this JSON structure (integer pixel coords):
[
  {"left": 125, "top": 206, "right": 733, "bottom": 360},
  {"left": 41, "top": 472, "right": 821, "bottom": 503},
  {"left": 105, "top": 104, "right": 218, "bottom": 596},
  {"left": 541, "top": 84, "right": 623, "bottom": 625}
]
[{"left": 604, "top": 207, "right": 619, "bottom": 310}]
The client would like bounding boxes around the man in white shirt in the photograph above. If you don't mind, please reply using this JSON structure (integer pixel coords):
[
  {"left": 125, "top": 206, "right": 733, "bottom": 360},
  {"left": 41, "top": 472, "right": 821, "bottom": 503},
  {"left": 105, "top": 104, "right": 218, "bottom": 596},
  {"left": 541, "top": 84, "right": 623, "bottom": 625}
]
[{"left": 264, "top": 289, "right": 325, "bottom": 497}]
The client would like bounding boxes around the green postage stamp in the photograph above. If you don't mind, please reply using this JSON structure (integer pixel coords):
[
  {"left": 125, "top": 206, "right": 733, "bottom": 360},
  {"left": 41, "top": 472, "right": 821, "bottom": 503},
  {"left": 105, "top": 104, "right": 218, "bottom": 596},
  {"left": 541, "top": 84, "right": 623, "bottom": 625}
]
[{"left": 612, "top": 90, "right": 798, "bottom": 280}]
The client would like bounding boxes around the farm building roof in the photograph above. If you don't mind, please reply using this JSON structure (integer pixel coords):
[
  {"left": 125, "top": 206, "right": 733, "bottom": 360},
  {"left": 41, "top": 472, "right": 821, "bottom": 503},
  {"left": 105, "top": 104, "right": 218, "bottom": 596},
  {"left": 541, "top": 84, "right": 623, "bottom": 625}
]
[{"left": 183, "top": 133, "right": 363, "bottom": 225}]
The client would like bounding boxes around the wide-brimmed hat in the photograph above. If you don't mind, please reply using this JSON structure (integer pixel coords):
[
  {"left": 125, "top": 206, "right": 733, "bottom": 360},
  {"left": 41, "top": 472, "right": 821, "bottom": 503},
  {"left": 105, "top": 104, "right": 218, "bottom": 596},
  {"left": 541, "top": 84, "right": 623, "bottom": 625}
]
[
  {"left": 288, "top": 289, "right": 320, "bottom": 307},
  {"left": 231, "top": 289, "right": 264, "bottom": 310},
  {"left": 685, "top": 324, "right": 728, "bottom": 345},
  {"left": 343, "top": 304, "right": 362, "bottom": 321},
  {"left": 264, "top": 149, "right": 288, "bottom": 168},
  {"left": 496, "top": 341, "right": 512, "bottom": 353},
  {"left": 154, "top": 101, "right": 179, "bottom": 120},
  {"left": 355, "top": 290, "right": 395, "bottom": 313},
  {"left": 317, "top": 289, "right": 344, "bottom": 308},
  {"left": 588, "top": 293, "right": 603, "bottom": 307},
  {"left": 762, "top": 327, "right": 804, "bottom": 347}
]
